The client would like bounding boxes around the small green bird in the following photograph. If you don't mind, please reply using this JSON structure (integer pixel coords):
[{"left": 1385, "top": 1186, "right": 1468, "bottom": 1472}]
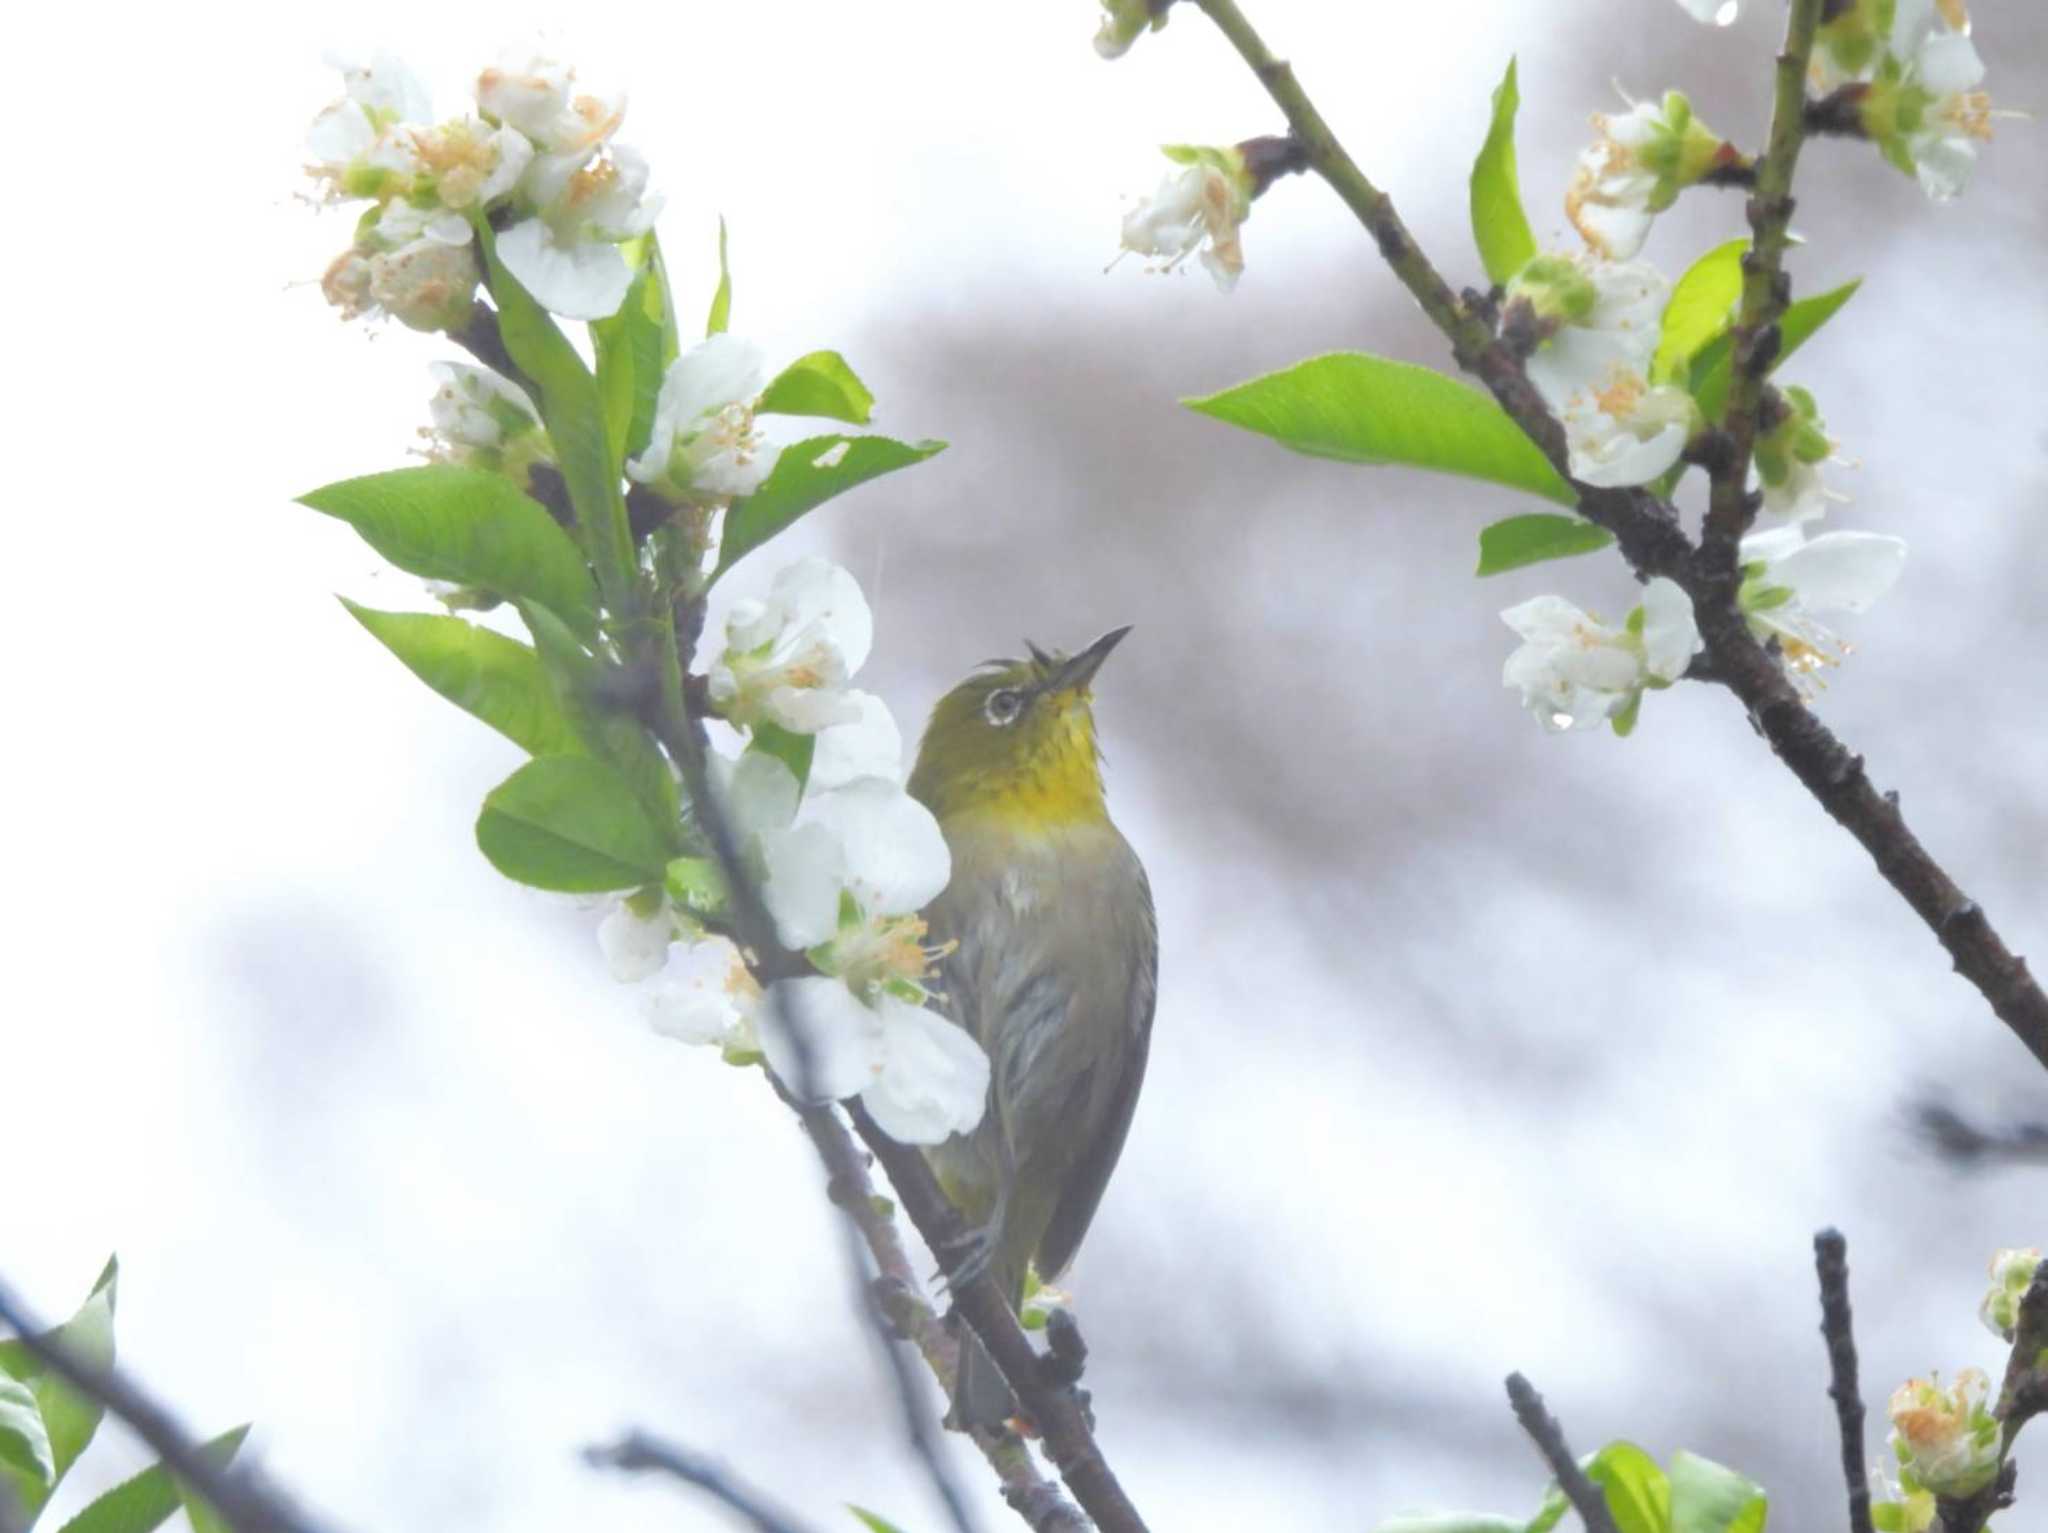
[{"left": 907, "top": 627, "right": 1158, "bottom": 1429}]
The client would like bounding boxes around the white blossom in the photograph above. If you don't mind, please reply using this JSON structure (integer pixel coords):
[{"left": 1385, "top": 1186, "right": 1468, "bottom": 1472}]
[
  {"left": 1501, "top": 577, "right": 1700, "bottom": 733},
  {"left": 425, "top": 361, "right": 541, "bottom": 459},
  {"left": 1117, "top": 146, "right": 1253, "bottom": 291},
  {"left": 1738, "top": 526, "right": 1907, "bottom": 688},
  {"left": 1522, "top": 258, "right": 1695, "bottom": 487},
  {"left": 708, "top": 558, "right": 872, "bottom": 734},
  {"left": 758, "top": 977, "right": 989, "bottom": 1144},
  {"left": 643, "top": 936, "right": 762, "bottom": 1055},
  {"left": 1894, "top": 26, "right": 1993, "bottom": 200},
  {"left": 627, "top": 334, "right": 780, "bottom": 502},
  {"left": 810, "top": 691, "right": 905, "bottom": 790},
  {"left": 598, "top": 896, "right": 674, "bottom": 982},
  {"left": 305, "top": 51, "right": 432, "bottom": 195},
  {"left": 1887, "top": 1371, "right": 2001, "bottom": 1498},
  {"left": 1567, "top": 91, "right": 1739, "bottom": 260}
]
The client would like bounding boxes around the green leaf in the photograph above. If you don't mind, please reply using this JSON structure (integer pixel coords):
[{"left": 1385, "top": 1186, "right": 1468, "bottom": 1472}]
[
  {"left": 714, "top": 435, "right": 947, "bottom": 580},
  {"left": 1586, "top": 1442, "right": 1672, "bottom": 1533},
  {"left": 1185, "top": 353, "right": 1574, "bottom": 505},
  {"left": 0, "top": 1376, "right": 54, "bottom": 1503},
  {"left": 56, "top": 1426, "right": 248, "bottom": 1533},
  {"left": 298, "top": 467, "right": 598, "bottom": 640},
  {"left": 592, "top": 237, "right": 675, "bottom": 467},
  {"left": 1476, "top": 513, "right": 1615, "bottom": 575},
  {"left": 1527, "top": 1484, "right": 1569, "bottom": 1533},
  {"left": 1688, "top": 278, "right": 1861, "bottom": 422},
  {"left": 706, "top": 217, "right": 731, "bottom": 337},
  {"left": 848, "top": 1510, "right": 909, "bottom": 1533},
  {"left": 0, "top": 1256, "right": 118, "bottom": 1511},
  {"left": 1870, "top": 1504, "right": 1904, "bottom": 1533},
  {"left": 340, "top": 602, "right": 583, "bottom": 757},
  {"left": 478, "top": 225, "right": 632, "bottom": 593},
  {"left": 1654, "top": 239, "right": 1747, "bottom": 382},
  {"left": 758, "top": 352, "right": 876, "bottom": 426},
  {"left": 1470, "top": 58, "right": 1537, "bottom": 287},
  {"left": 749, "top": 722, "right": 817, "bottom": 795},
  {"left": 1372, "top": 1518, "right": 1525, "bottom": 1533},
  {"left": 476, "top": 755, "right": 675, "bottom": 892},
  {"left": 1667, "top": 1452, "right": 1767, "bottom": 1533}
]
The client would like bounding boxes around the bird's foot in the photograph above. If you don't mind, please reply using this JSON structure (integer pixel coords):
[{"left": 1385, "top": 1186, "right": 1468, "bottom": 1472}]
[{"left": 932, "top": 1220, "right": 1000, "bottom": 1296}]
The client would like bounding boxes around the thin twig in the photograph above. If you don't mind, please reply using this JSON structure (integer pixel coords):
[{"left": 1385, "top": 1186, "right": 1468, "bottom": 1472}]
[
  {"left": 1504, "top": 1373, "right": 1620, "bottom": 1533},
  {"left": 585, "top": 1431, "right": 826, "bottom": 1533},
  {"left": 1699, "top": 0, "right": 1826, "bottom": 573},
  {"left": 1188, "top": 0, "right": 2048, "bottom": 1075},
  {"left": 1813, "top": 1230, "right": 1875, "bottom": 1533},
  {"left": 0, "top": 1280, "right": 332, "bottom": 1533}
]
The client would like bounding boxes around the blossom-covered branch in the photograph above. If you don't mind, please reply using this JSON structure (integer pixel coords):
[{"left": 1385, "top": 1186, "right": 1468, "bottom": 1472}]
[{"left": 1178, "top": 0, "right": 2048, "bottom": 1073}]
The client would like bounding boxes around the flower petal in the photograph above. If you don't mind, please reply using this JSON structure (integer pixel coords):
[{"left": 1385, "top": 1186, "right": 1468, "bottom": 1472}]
[
  {"left": 801, "top": 778, "right": 952, "bottom": 917},
  {"left": 494, "top": 217, "right": 630, "bottom": 319},
  {"left": 598, "top": 898, "right": 671, "bottom": 982},
  {"left": 861, "top": 997, "right": 991, "bottom": 1143},
  {"left": 1640, "top": 576, "right": 1704, "bottom": 681},
  {"left": 759, "top": 977, "right": 881, "bottom": 1101},
  {"left": 1770, "top": 531, "right": 1908, "bottom": 613},
  {"left": 810, "top": 692, "right": 906, "bottom": 790}
]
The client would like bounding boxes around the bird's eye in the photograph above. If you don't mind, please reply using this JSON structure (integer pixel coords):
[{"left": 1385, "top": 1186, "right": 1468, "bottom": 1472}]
[{"left": 983, "top": 688, "right": 1025, "bottom": 727}]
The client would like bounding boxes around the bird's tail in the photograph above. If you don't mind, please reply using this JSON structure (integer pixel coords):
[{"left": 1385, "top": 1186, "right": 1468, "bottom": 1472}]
[{"left": 951, "top": 1318, "right": 1017, "bottom": 1431}]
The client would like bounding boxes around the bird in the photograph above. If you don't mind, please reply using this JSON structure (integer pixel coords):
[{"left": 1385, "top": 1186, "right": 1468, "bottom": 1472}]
[{"left": 906, "top": 625, "right": 1158, "bottom": 1429}]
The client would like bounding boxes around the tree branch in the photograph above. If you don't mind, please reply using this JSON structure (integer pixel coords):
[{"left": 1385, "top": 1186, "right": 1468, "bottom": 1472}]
[
  {"left": 1813, "top": 1229, "right": 1876, "bottom": 1533},
  {"left": 1188, "top": 0, "right": 2048, "bottom": 1076},
  {"left": 1699, "top": 0, "right": 1825, "bottom": 574},
  {"left": 585, "top": 1431, "right": 825, "bottom": 1533},
  {"left": 634, "top": 681, "right": 1115, "bottom": 1531},
  {"left": 0, "top": 1279, "right": 334, "bottom": 1533},
  {"left": 1504, "top": 1373, "right": 1620, "bottom": 1533}
]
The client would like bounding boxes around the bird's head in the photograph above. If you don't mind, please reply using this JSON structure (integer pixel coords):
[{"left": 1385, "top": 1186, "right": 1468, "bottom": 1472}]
[{"left": 908, "top": 626, "right": 1132, "bottom": 827}]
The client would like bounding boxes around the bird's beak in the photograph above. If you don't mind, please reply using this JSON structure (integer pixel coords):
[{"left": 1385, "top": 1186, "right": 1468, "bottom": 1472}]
[{"left": 1049, "top": 625, "right": 1132, "bottom": 694}]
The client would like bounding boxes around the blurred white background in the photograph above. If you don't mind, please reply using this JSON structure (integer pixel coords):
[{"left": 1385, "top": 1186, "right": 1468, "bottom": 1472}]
[{"left": 7, "top": 1, "right": 2046, "bottom": 1529}]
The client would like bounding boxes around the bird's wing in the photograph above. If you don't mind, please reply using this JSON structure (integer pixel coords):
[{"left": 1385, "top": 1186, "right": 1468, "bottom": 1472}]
[{"left": 1033, "top": 854, "right": 1158, "bottom": 1281}]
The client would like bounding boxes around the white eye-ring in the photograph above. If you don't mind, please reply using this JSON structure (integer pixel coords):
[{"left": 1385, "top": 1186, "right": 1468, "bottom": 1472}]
[{"left": 983, "top": 688, "right": 1025, "bottom": 727}]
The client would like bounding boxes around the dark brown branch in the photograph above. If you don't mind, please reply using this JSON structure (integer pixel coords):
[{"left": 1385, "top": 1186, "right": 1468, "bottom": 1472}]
[
  {"left": 1993, "top": 1265, "right": 2048, "bottom": 1440},
  {"left": 0, "top": 1279, "right": 334, "bottom": 1533},
  {"left": 848, "top": 1102, "right": 1146, "bottom": 1533},
  {"left": 1813, "top": 1230, "right": 1876, "bottom": 1533},
  {"left": 1504, "top": 1373, "right": 1620, "bottom": 1533},
  {"left": 1190, "top": 0, "right": 2048, "bottom": 1076},
  {"left": 449, "top": 300, "right": 542, "bottom": 402},
  {"left": 640, "top": 679, "right": 1113, "bottom": 1531},
  {"left": 1699, "top": 0, "right": 1825, "bottom": 575},
  {"left": 585, "top": 1431, "right": 825, "bottom": 1533}
]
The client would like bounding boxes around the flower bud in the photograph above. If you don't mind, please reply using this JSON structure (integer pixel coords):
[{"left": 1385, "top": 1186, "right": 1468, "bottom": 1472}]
[
  {"left": 1095, "top": 0, "right": 1166, "bottom": 59},
  {"left": 1979, "top": 1247, "right": 2043, "bottom": 1341}
]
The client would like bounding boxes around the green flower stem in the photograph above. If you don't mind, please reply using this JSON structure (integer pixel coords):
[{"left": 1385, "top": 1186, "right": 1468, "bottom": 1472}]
[
  {"left": 1700, "top": 0, "right": 1827, "bottom": 576},
  {"left": 1189, "top": 0, "right": 2048, "bottom": 1074}
]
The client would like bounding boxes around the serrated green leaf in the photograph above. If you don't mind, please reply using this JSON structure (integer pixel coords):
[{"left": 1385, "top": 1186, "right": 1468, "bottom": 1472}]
[
  {"left": 476, "top": 755, "right": 675, "bottom": 892},
  {"left": 706, "top": 217, "right": 731, "bottom": 337},
  {"left": 758, "top": 352, "right": 875, "bottom": 426},
  {"left": 1667, "top": 1451, "right": 1767, "bottom": 1533},
  {"left": 340, "top": 602, "right": 583, "bottom": 757},
  {"left": 298, "top": 467, "right": 598, "bottom": 640},
  {"left": 1372, "top": 1517, "right": 1526, "bottom": 1533},
  {"left": 848, "top": 1509, "right": 909, "bottom": 1533},
  {"left": 1654, "top": 239, "right": 1748, "bottom": 382},
  {"left": 1471, "top": 58, "right": 1537, "bottom": 287},
  {"left": 593, "top": 237, "right": 675, "bottom": 467},
  {"left": 0, "top": 1257, "right": 117, "bottom": 1514},
  {"left": 1476, "top": 513, "right": 1615, "bottom": 575},
  {"left": 713, "top": 435, "right": 947, "bottom": 581},
  {"left": 0, "top": 1375, "right": 54, "bottom": 1503},
  {"left": 749, "top": 722, "right": 817, "bottom": 795},
  {"left": 56, "top": 1425, "right": 248, "bottom": 1533},
  {"left": 1688, "top": 278, "right": 1861, "bottom": 423},
  {"left": 1587, "top": 1442, "right": 1671, "bottom": 1533},
  {"left": 1186, "top": 353, "right": 1574, "bottom": 505},
  {"left": 478, "top": 225, "right": 632, "bottom": 597}
]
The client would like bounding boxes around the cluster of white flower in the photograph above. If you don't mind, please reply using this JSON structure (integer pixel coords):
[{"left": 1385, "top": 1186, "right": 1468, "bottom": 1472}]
[
  {"left": 1513, "top": 254, "right": 1698, "bottom": 489},
  {"left": 599, "top": 558, "right": 990, "bottom": 1145},
  {"left": 306, "top": 50, "right": 661, "bottom": 325},
  {"left": 1817, "top": 0, "right": 1993, "bottom": 201}
]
